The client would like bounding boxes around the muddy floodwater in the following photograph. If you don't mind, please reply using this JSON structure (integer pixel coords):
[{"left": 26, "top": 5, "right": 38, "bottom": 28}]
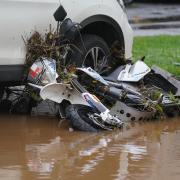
[{"left": 0, "top": 115, "right": 180, "bottom": 180}]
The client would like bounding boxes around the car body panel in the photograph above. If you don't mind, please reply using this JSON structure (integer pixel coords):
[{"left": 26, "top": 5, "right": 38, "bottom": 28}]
[
  {"left": 0, "top": 0, "right": 133, "bottom": 83},
  {"left": 0, "top": 0, "right": 59, "bottom": 65}
]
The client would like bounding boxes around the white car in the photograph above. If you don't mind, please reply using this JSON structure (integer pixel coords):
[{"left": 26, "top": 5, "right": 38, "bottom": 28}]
[{"left": 0, "top": 0, "right": 133, "bottom": 87}]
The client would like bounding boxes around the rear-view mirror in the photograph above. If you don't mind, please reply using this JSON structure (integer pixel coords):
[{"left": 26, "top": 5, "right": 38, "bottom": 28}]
[{"left": 54, "top": 5, "right": 67, "bottom": 22}]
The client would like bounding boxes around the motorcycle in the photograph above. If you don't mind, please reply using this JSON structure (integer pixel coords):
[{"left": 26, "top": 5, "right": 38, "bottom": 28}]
[
  {"left": 26, "top": 54, "right": 179, "bottom": 132},
  {"left": 27, "top": 57, "right": 124, "bottom": 132},
  {"left": 25, "top": 5, "right": 179, "bottom": 132},
  {"left": 1, "top": 4, "right": 176, "bottom": 131}
]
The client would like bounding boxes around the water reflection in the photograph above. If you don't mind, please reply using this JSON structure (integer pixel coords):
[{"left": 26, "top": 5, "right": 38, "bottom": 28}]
[
  {"left": 26, "top": 136, "right": 61, "bottom": 174},
  {"left": 0, "top": 115, "right": 180, "bottom": 180}
]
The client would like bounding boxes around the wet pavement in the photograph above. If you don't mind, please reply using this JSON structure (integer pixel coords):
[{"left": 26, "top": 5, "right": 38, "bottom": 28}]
[
  {"left": 127, "top": 3, "right": 180, "bottom": 36},
  {"left": 0, "top": 114, "right": 180, "bottom": 180}
]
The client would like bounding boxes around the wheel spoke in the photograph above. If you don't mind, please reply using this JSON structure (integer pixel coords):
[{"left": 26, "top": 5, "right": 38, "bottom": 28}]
[
  {"left": 83, "top": 47, "right": 108, "bottom": 74},
  {"left": 90, "top": 47, "right": 99, "bottom": 70},
  {"left": 98, "top": 56, "right": 108, "bottom": 73}
]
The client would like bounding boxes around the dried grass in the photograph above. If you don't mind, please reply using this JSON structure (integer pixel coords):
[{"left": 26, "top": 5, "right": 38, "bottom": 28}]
[{"left": 24, "top": 26, "right": 61, "bottom": 65}]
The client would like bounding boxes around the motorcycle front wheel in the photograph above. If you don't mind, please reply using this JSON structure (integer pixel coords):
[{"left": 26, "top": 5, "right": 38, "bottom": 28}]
[{"left": 65, "top": 104, "right": 104, "bottom": 132}]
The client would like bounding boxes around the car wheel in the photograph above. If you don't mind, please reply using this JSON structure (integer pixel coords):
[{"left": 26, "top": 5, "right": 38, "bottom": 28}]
[{"left": 70, "top": 34, "right": 111, "bottom": 74}]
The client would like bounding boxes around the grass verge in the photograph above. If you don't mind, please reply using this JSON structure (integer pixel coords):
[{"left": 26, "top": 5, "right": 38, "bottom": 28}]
[{"left": 133, "top": 35, "right": 180, "bottom": 76}]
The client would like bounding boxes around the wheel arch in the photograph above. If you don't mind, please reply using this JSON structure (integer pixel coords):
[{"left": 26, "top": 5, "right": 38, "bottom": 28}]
[{"left": 80, "top": 15, "right": 125, "bottom": 56}]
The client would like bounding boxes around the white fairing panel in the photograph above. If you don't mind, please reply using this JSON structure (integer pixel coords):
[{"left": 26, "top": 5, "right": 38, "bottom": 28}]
[
  {"left": 40, "top": 83, "right": 88, "bottom": 106},
  {"left": 0, "top": 0, "right": 59, "bottom": 65},
  {"left": 118, "top": 61, "right": 151, "bottom": 82}
]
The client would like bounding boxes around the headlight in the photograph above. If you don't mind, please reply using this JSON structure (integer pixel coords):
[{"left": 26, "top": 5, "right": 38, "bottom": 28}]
[{"left": 116, "top": 0, "right": 126, "bottom": 13}]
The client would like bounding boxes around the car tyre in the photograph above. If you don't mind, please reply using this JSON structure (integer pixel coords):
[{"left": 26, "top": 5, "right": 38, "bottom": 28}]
[{"left": 69, "top": 34, "right": 111, "bottom": 74}]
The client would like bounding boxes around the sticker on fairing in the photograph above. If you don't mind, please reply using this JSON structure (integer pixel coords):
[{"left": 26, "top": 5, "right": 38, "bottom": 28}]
[
  {"left": 29, "top": 64, "right": 41, "bottom": 78},
  {"left": 82, "top": 93, "right": 108, "bottom": 113},
  {"left": 83, "top": 94, "right": 96, "bottom": 108}
]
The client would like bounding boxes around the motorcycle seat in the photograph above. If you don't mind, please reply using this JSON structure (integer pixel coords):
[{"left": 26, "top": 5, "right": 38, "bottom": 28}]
[{"left": 103, "top": 66, "right": 125, "bottom": 82}]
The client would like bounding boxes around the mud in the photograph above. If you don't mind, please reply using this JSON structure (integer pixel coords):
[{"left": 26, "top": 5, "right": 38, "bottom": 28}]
[{"left": 0, "top": 115, "right": 180, "bottom": 180}]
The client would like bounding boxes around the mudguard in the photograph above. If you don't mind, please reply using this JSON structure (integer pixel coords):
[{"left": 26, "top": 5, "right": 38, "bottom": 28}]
[{"left": 40, "top": 83, "right": 88, "bottom": 106}]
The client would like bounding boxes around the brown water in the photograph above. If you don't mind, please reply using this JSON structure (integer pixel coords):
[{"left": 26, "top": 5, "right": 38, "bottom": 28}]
[{"left": 0, "top": 115, "right": 180, "bottom": 180}]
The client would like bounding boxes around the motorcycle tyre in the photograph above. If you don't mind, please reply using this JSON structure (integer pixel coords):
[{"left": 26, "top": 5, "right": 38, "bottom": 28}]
[{"left": 65, "top": 104, "right": 103, "bottom": 132}]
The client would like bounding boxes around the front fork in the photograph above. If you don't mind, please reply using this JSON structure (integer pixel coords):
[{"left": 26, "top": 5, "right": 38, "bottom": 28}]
[
  {"left": 71, "top": 77, "right": 123, "bottom": 125},
  {"left": 71, "top": 77, "right": 109, "bottom": 113}
]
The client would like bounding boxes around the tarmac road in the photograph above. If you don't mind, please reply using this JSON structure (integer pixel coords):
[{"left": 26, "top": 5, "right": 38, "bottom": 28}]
[{"left": 127, "top": 3, "right": 180, "bottom": 36}]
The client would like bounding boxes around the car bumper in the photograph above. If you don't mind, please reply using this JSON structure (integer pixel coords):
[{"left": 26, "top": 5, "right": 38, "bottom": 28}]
[{"left": 123, "top": 18, "right": 134, "bottom": 60}]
